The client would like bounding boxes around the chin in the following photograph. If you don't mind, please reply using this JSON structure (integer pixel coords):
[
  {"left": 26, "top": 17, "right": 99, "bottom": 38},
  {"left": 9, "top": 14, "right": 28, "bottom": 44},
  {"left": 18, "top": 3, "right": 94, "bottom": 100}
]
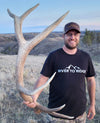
[{"left": 65, "top": 45, "right": 77, "bottom": 49}]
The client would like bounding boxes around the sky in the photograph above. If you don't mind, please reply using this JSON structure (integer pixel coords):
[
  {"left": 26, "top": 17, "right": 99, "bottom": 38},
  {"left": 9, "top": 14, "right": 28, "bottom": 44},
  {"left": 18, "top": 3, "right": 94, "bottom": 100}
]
[{"left": 0, "top": 0, "right": 100, "bottom": 34}]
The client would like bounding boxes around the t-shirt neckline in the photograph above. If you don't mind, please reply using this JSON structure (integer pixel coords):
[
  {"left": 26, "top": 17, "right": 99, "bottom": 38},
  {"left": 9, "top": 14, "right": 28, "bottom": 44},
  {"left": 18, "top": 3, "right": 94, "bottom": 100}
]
[{"left": 61, "top": 48, "right": 79, "bottom": 56}]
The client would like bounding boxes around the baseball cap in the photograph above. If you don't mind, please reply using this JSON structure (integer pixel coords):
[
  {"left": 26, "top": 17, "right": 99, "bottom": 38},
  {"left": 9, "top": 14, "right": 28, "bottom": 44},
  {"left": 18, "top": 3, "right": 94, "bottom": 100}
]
[{"left": 64, "top": 22, "right": 80, "bottom": 34}]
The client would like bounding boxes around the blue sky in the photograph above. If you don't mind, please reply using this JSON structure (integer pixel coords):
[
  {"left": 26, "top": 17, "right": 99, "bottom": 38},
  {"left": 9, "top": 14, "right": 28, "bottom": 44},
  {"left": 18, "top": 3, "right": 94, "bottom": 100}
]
[{"left": 0, "top": 0, "right": 100, "bottom": 33}]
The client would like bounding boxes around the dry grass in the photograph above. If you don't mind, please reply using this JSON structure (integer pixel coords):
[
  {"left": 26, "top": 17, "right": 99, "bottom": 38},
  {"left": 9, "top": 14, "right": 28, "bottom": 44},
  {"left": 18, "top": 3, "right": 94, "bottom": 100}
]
[
  {"left": 0, "top": 54, "right": 100, "bottom": 123},
  {"left": 0, "top": 55, "right": 50, "bottom": 123}
]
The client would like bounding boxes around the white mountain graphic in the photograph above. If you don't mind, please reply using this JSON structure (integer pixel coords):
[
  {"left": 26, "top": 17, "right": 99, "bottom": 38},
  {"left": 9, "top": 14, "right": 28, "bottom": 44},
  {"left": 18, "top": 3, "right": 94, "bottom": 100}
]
[
  {"left": 65, "top": 64, "right": 81, "bottom": 70},
  {"left": 58, "top": 64, "right": 86, "bottom": 74}
]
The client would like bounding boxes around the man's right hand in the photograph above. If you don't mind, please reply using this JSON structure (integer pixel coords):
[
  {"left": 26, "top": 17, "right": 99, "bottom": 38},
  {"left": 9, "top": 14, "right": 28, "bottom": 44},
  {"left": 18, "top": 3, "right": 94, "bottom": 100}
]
[
  {"left": 23, "top": 101, "right": 37, "bottom": 108},
  {"left": 23, "top": 100, "right": 42, "bottom": 114}
]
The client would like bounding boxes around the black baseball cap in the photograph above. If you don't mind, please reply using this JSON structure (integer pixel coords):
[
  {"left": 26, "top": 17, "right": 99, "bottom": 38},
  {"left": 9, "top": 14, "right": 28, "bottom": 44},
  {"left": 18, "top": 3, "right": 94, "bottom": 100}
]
[{"left": 64, "top": 22, "right": 80, "bottom": 34}]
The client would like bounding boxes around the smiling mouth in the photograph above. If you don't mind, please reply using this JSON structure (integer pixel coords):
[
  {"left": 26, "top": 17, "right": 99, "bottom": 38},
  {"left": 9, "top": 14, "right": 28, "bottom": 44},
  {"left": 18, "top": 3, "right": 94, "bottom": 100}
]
[{"left": 69, "top": 41, "right": 76, "bottom": 44}]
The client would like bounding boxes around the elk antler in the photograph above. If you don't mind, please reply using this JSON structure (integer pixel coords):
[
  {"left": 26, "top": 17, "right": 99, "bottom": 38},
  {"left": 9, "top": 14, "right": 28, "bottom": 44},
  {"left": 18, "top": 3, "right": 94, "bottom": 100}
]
[{"left": 7, "top": 4, "right": 74, "bottom": 119}]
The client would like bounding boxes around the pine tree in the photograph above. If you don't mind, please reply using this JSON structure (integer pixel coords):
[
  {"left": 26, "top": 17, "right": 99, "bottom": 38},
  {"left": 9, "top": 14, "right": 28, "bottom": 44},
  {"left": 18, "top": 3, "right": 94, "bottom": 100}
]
[
  {"left": 82, "top": 29, "right": 92, "bottom": 46},
  {"left": 96, "top": 33, "right": 100, "bottom": 43}
]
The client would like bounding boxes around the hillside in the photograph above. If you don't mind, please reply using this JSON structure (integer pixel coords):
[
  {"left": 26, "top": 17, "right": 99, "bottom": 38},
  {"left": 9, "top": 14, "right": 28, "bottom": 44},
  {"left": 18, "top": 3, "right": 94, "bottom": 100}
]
[
  {"left": 0, "top": 32, "right": 64, "bottom": 55},
  {"left": 0, "top": 32, "right": 100, "bottom": 62}
]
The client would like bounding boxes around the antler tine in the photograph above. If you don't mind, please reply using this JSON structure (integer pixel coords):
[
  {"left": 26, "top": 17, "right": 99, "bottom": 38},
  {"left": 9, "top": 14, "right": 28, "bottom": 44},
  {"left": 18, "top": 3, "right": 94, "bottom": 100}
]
[
  {"left": 20, "top": 4, "right": 39, "bottom": 22},
  {"left": 17, "top": 72, "right": 56, "bottom": 96},
  {"left": 7, "top": 9, "right": 15, "bottom": 18},
  {"left": 36, "top": 103, "right": 66, "bottom": 113},
  {"left": 27, "top": 11, "right": 70, "bottom": 51},
  {"left": 7, "top": 4, "right": 39, "bottom": 46},
  {"left": 49, "top": 112, "right": 74, "bottom": 119}
]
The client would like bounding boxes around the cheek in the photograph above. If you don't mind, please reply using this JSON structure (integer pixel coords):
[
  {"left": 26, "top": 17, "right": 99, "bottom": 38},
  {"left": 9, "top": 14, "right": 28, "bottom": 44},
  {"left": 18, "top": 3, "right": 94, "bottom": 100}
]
[
  {"left": 77, "top": 35, "right": 80, "bottom": 40},
  {"left": 76, "top": 37, "right": 80, "bottom": 42},
  {"left": 64, "top": 36, "right": 69, "bottom": 41}
]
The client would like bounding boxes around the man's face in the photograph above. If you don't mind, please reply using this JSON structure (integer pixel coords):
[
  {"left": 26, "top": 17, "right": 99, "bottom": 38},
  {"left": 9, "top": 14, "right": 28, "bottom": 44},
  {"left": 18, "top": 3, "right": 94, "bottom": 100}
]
[{"left": 64, "top": 30, "right": 80, "bottom": 49}]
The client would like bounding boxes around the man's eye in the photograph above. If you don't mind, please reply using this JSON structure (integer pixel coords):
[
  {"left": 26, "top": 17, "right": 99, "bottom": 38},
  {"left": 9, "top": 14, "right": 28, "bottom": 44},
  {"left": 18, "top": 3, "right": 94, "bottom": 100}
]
[{"left": 68, "top": 33, "right": 72, "bottom": 36}]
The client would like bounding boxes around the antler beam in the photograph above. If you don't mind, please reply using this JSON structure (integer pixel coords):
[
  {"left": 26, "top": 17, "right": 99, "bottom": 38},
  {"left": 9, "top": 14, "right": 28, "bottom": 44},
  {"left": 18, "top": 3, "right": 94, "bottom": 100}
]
[{"left": 7, "top": 4, "right": 74, "bottom": 119}]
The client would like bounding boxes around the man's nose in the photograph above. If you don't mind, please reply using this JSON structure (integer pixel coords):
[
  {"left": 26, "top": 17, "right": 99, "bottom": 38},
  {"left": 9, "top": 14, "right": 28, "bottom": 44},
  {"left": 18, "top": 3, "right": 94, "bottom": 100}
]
[{"left": 70, "top": 34, "right": 75, "bottom": 39}]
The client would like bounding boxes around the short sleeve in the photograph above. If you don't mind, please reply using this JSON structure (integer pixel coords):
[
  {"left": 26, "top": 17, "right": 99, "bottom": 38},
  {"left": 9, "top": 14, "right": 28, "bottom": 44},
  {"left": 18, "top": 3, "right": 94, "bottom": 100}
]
[
  {"left": 85, "top": 55, "right": 95, "bottom": 77},
  {"left": 40, "top": 53, "right": 54, "bottom": 77}
]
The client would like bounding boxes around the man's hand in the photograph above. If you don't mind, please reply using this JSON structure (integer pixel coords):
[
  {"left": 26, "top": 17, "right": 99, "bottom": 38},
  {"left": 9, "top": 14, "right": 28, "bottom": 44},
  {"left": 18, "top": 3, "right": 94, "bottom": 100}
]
[
  {"left": 23, "top": 95, "right": 37, "bottom": 108},
  {"left": 23, "top": 100, "right": 42, "bottom": 114},
  {"left": 23, "top": 101, "right": 37, "bottom": 108},
  {"left": 87, "top": 105, "right": 96, "bottom": 120}
]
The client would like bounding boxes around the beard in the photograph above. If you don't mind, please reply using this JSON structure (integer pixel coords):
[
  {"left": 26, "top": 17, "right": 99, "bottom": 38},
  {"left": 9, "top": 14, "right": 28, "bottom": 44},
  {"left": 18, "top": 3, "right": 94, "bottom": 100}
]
[{"left": 64, "top": 41, "right": 79, "bottom": 50}]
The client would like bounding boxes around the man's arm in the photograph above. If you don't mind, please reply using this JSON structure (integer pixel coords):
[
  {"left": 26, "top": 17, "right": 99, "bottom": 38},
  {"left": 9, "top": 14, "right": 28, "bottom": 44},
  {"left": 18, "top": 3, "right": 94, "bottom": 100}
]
[
  {"left": 24, "top": 74, "right": 49, "bottom": 108},
  {"left": 86, "top": 76, "right": 96, "bottom": 120}
]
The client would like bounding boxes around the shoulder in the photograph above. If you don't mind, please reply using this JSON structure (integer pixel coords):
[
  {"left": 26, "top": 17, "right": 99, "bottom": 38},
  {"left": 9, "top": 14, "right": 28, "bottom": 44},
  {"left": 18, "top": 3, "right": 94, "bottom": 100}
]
[
  {"left": 49, "top": 48, "right": 63, "bottom": 56},
  {"left": 78, "top": 49, "right": 91, "bottom": 58},
  {"left": 45, "top": 48, "right": 62, "bottom": 62}
]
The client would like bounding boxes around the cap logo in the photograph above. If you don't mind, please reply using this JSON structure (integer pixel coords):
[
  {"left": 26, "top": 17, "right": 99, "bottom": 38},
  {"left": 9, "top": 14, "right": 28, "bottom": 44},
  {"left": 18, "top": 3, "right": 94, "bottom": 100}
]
[{"left": 68, "top": 24, "right": 79, "bottom": 29}]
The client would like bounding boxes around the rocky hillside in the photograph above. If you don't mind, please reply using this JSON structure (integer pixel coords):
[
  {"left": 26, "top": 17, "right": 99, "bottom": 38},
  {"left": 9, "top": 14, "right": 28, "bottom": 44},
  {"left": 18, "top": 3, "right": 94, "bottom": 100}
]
[
  {"left": 0, "top": 32, "right": 100, "bottom": 62},
  {"left": 0, "top": 32, "right": 64, "bottom": 55}
]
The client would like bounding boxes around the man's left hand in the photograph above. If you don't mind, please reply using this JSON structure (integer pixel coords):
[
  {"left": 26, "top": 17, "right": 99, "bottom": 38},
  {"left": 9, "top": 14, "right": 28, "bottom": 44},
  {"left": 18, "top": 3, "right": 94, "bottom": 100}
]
[{"left": 87, "top": 105, "right": 96, "bottom": 120}]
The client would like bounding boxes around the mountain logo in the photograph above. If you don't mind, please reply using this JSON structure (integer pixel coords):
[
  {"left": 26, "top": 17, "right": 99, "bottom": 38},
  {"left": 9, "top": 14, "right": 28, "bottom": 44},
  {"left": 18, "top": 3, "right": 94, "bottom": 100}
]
[{"left": 58, "top": 64, "right": 86, "bottom": 74}]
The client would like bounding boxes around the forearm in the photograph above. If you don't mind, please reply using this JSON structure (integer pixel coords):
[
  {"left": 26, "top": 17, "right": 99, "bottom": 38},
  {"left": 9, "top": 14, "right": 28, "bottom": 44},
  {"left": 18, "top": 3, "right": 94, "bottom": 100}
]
[
  {"left": 87, "top": 76, "right": 96, "bottom": 106},
  {"left": 87, "top": 76, "right": 96, "bottom": 120},
  {"left": 33, "top": 74, "right": 49, "bottom": 101},
  {"left": 24, "top": 74, "right": 49, "bottom": 109}
]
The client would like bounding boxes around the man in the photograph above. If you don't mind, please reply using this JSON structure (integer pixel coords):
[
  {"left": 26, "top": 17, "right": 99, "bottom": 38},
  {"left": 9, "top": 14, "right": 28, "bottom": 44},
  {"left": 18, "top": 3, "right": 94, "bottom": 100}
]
[{"left": 24, "top": 22, "right": 96, "bottom": 123}]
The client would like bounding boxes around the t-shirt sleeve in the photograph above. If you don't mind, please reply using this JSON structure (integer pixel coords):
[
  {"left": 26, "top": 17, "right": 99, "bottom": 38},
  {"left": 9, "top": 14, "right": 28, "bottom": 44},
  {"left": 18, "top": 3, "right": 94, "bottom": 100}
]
[
  {"left": 40, "top": 53, "right": 54, "bottom": 77},
  {"left": 85, "top": 55, "right": 95, "bottom": 77}
]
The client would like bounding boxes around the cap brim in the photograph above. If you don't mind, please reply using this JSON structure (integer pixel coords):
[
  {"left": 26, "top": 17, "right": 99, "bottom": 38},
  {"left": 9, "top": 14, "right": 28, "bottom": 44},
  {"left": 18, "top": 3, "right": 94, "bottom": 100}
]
[{"left": 64, "top": 28, "right": 80, "bottom": 34}]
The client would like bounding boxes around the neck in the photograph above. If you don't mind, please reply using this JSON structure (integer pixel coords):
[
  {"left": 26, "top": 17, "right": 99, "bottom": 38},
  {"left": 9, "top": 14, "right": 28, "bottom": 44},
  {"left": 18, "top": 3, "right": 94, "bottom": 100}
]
[{"left": 63, "top": 45, "right": 77, "bottom": 55}]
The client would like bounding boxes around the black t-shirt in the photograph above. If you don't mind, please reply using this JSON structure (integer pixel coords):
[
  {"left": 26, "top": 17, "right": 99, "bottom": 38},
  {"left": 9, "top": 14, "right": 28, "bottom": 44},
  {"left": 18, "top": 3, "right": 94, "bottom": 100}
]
[{"left": 41, "top": 48, "right": 95, "bottom": 119}]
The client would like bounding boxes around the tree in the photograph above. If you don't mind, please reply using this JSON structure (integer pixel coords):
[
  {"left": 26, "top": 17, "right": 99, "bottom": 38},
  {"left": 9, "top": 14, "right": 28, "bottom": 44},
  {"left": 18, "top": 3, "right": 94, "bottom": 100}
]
[
  {"left": 96, "top": 32, "right": 100, "bottom": 43},
  {"left": 82, "top": 29, "right": 92, "bottom": 46}
]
